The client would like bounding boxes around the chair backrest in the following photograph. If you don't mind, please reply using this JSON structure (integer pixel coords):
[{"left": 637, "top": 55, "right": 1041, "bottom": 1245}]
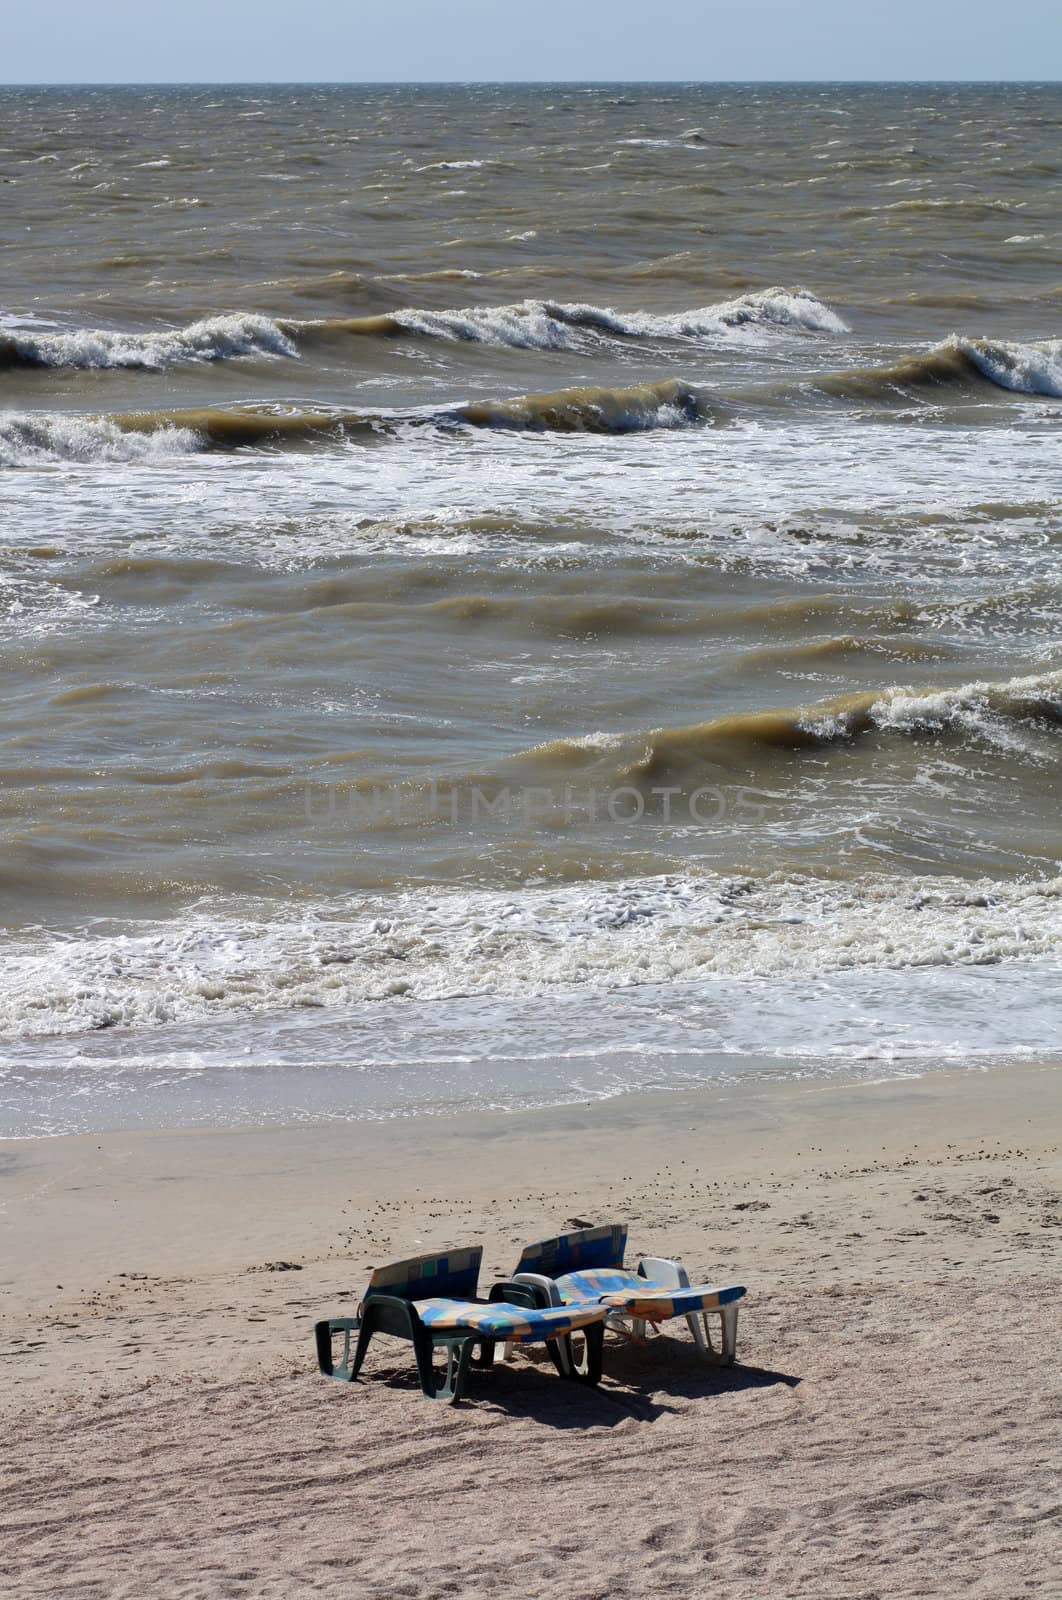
[
  {"left": 364, "top": 1247, "right": 482, "bottom": 1303},
  {"left": 516, "top": 1223, "right": 627, "bottom": 1277}
]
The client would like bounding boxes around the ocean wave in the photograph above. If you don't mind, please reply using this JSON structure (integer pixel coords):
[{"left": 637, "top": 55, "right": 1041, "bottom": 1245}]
[
  {"left": 0, "top": 289, "right": 846, "bottom": 373},
  {"left": 114, "top": 406, "right": 385, "bottom": 449},
  {"left": 957, "top": 336, "right": 1062, "bottom": 397},
  {"left": 816, "top": 336, "right": 1062, "bottom": 402},
  {"left": 0, "top": 381, "right": 711, "bottom": 465},
  {"left": 0, "top": 312, "right": 297, "bottom": 370},
  {"left": 849, "top": 197, "right": 1018, "bottom": 218},
  {"left": 458, "top": 377, "right": 712, "bottom": 432},
  {"left": 521, "top": 669, "right": 1062, "bottom": 781},
  {"left": 421, "top": 593, "right": 823, "bottom": 639},
  {"left": 4, "top": 329, "right": 1056, "bottom": 468},
  {"left": 311, "top": 286, "right": 848, "bottom": 350},
  {"left": 0, "top": 413, "right": 202, "bottom": 467},
  {"left": 125, "top": 392, "right": 703, "bottom": 447},
  {"left": 2, "top": 870, "right": 1061, "bottom": 1038}
]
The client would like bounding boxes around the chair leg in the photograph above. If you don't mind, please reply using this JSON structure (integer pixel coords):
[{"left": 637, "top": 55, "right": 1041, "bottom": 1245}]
[
  {"left": 439, "top": 1337, "right": 475, "bottom": 1403},
  {"left": 719, "top": 1303, "right": 739, "bottom": 1366},
  {"left": 687, "top": 1311, "right": 716, "bottom": 1357},
  {"left": 350, "top": 1314, "right": 378, "bottom": 1380},
  {"left": 546, "top": 1334, "right": 573, "bottom": 1377},
  {"left": 686, "top": 1305, "right": 739, "bottom": 1364},
  {"left": 557, "top": 1322, "right": 603, "bottom": 1386},
  {"left": 315, "top": 1316, "right": 361, "bottom": 1382},
  {"left": 578, "top": 1321, "right": 604, "bottom": 1385},
  {"left": 414, "top": 1333, "right": 475, "bottom": 1404},
  {"left": 471, "top": 1339, "right": 496, "bottom": 1369}
]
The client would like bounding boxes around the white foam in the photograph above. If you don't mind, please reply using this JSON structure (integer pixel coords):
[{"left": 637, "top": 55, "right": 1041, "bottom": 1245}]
[
  {"left": 602, "top": 287, "right": 850, "bottom": 337},
  {"left": 795, "top": 669, "right": 1062, "bottom": 753},
  {"left": 4, "top": 312, "right": 297, "bottom": 370},
  {"left": 394, "top": 301, "right": 580, "bottom": 349},
  {"left": 2, "top": 870, "right": 1061, "bottom": 1041},
  {"left": 0, "top": 311, "right": 62, "bottom": 331},
  {"left": 0, "top": 414, "right": 202, "bottom": 467},
  {"left": 869, "top": 669, "right": 1062, "bottom": 751},
  {"left": 951, "top": 335, "right": 1062, "bottom": 398},
  {"left": 390, "top": 288, "right": 847, "bottom": 349}
]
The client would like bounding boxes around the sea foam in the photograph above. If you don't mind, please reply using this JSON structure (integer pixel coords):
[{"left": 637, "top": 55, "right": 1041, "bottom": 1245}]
[
  {"left": 0, "top": 413, "right": 202, "bottom": 467},
  {"left": 386, "top": 287, "right": 848, "bottom": 349},
  {"left": 0, "top": 313, "right": 297, "bottom": 370},
  {"left": 954, "top": 336, "right": 1062, "bottom": 398},
  {"left": 2, "top": 870, "right": 1061, "bottom": 1040}
]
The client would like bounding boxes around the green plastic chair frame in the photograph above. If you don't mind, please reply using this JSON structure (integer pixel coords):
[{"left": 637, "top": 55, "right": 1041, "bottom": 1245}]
[{"left": 315, "top": 1264, "right": 604, "bottom": 1404}]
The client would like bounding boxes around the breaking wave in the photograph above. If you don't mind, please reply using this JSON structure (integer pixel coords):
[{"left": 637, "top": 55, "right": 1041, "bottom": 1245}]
[
  {"left": 3, "top": 330, "right": 1057, "bottom": 465},
  {"left": 957, "top": 336, "right": 1062, "bottom": 397},
  {"left": 458, "top": 377, "right": 711, "bottom": 431},
  {"left": 114, "top": 406, "right": 384, "bottom": 449},
  {"left": 815, "top": 336, "right": 1062, "bottom": 402},
  {"left": 0, "top": 312, "right": 297, "bottom": 370},
  {"left": 0, "top": 413, "right": 202, "bottom": 466},
  {"left": 0, "top": 378, "right": 713, "bottom": 463},
  {"left": 0, "top": 407, "right": 385, "bottom": 464},
  {"left": 0, "top": 288, "right": 846, "bottom": 371},
  {"left": 315, "top": 286, "right": 848, "bottom": 349},
  {"left": 521, "top": 670, "right": 1062, "bottom": 782}
]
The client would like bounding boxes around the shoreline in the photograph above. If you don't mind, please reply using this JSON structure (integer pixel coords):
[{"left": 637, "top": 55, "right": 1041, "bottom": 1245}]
[
  {"left": 6, "top": 1034, "right": 1060, "bottom": 1141},
  {"left": 1, "top": 1057, "right": 1056, "bottom": 1307}
]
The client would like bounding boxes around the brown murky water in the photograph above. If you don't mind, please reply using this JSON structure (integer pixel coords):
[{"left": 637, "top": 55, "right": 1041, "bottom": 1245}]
[{"left": 1, "top": 83, "right": 1060, "bottom": 1132}]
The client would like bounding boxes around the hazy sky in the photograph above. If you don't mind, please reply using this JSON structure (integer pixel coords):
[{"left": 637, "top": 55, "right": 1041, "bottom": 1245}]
[{"left": 3, "top": 0, "right": 1059, "bottom": 85}]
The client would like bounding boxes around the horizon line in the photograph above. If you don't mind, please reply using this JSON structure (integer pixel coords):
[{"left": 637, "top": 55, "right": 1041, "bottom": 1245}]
[{"left": 2, "top": 77, "right": 1060, "bottom": 88}]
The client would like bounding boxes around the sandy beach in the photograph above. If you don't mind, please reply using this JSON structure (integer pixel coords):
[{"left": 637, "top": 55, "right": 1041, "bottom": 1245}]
[{"left": 1, "top": 1061, "right": 1058, "bottom": 1598}]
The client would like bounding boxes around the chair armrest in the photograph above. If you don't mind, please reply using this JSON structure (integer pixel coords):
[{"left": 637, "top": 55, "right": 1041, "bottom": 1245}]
[
  {"left": 638, "top": 1256, "right": 691, "bottom": 1289},
  {"left": 510, "top": 1271, "right": 564, "bottom": 1306},
  {"left": 488, "top": 1280, "right": 544, "bottom": 1311},
  {"left": 362, "top": 1291, "right": 428, "bottom": 1339}
]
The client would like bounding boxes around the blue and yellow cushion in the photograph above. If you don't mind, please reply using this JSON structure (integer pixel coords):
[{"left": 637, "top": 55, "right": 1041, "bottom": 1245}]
[
  {"left": 555, "top": 1267, "right": 746, "bottom": 1322},
  {"left": 415, "top": 1298, "right": 609, "bottom": 1344}
]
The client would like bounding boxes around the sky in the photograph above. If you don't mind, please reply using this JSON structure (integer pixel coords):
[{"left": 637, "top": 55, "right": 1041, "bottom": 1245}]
[{"left": 2, "top": 0, "right": 1059, "bottom": 85}]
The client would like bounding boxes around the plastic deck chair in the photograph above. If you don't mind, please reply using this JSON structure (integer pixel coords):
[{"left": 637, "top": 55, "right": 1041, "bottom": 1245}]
[
  {"left": 512, "top": 1223, "right": 746, "bottom": 1368},
  {"left": 314, "top": 1246, "right": 610, "bottom": 1404}
]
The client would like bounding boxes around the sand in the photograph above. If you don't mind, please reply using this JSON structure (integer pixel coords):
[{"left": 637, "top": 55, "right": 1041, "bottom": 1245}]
[{"left": 1, "top": 1062, "right": 1059, "bottom": 1599}]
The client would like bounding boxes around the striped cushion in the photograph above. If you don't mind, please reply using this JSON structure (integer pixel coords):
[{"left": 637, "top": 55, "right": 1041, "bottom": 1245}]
[
  {"left": 556, "top": 1268, "right": 746, "bottom": 1322},
  {"left": 415, "top": 1298, "right": 608, "bottom": 1343}
]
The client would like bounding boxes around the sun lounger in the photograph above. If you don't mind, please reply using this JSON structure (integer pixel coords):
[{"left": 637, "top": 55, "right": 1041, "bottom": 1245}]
[
  {"left": 512, "top": 1223, "right": 746, "bottom": 1366},
  {"left": 314, "top": 1246, "right": 610, "bottom": 1403}
]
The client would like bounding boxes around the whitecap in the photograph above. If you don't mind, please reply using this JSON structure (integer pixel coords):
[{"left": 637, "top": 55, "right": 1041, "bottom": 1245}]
[
  {"left": 2, "top": 312, "right": 297, "bottom": 370},
  {"left": 0, "top": 414, "right": 202, "bottom": 468}
]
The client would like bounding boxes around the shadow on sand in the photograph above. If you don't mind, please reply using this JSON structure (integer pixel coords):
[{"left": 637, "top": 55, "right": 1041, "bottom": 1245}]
[{"left": 356, "top": 1332, "right": 800, "bottom": 1429}]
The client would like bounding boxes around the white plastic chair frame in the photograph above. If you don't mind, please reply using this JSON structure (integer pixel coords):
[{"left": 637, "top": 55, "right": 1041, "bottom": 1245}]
[{"left": 512, "top": 1254, "right": 740, "bottom": 1365}]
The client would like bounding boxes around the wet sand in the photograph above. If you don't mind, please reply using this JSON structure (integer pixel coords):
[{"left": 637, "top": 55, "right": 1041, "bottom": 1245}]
[{"left": 1, "top": 1061, "right": 1059, "bottom": 1598}]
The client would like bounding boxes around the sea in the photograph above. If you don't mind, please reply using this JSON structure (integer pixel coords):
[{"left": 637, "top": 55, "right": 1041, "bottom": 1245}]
[{"left": 1, "top": 81, "right": 1060, "bottom": 1135}]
